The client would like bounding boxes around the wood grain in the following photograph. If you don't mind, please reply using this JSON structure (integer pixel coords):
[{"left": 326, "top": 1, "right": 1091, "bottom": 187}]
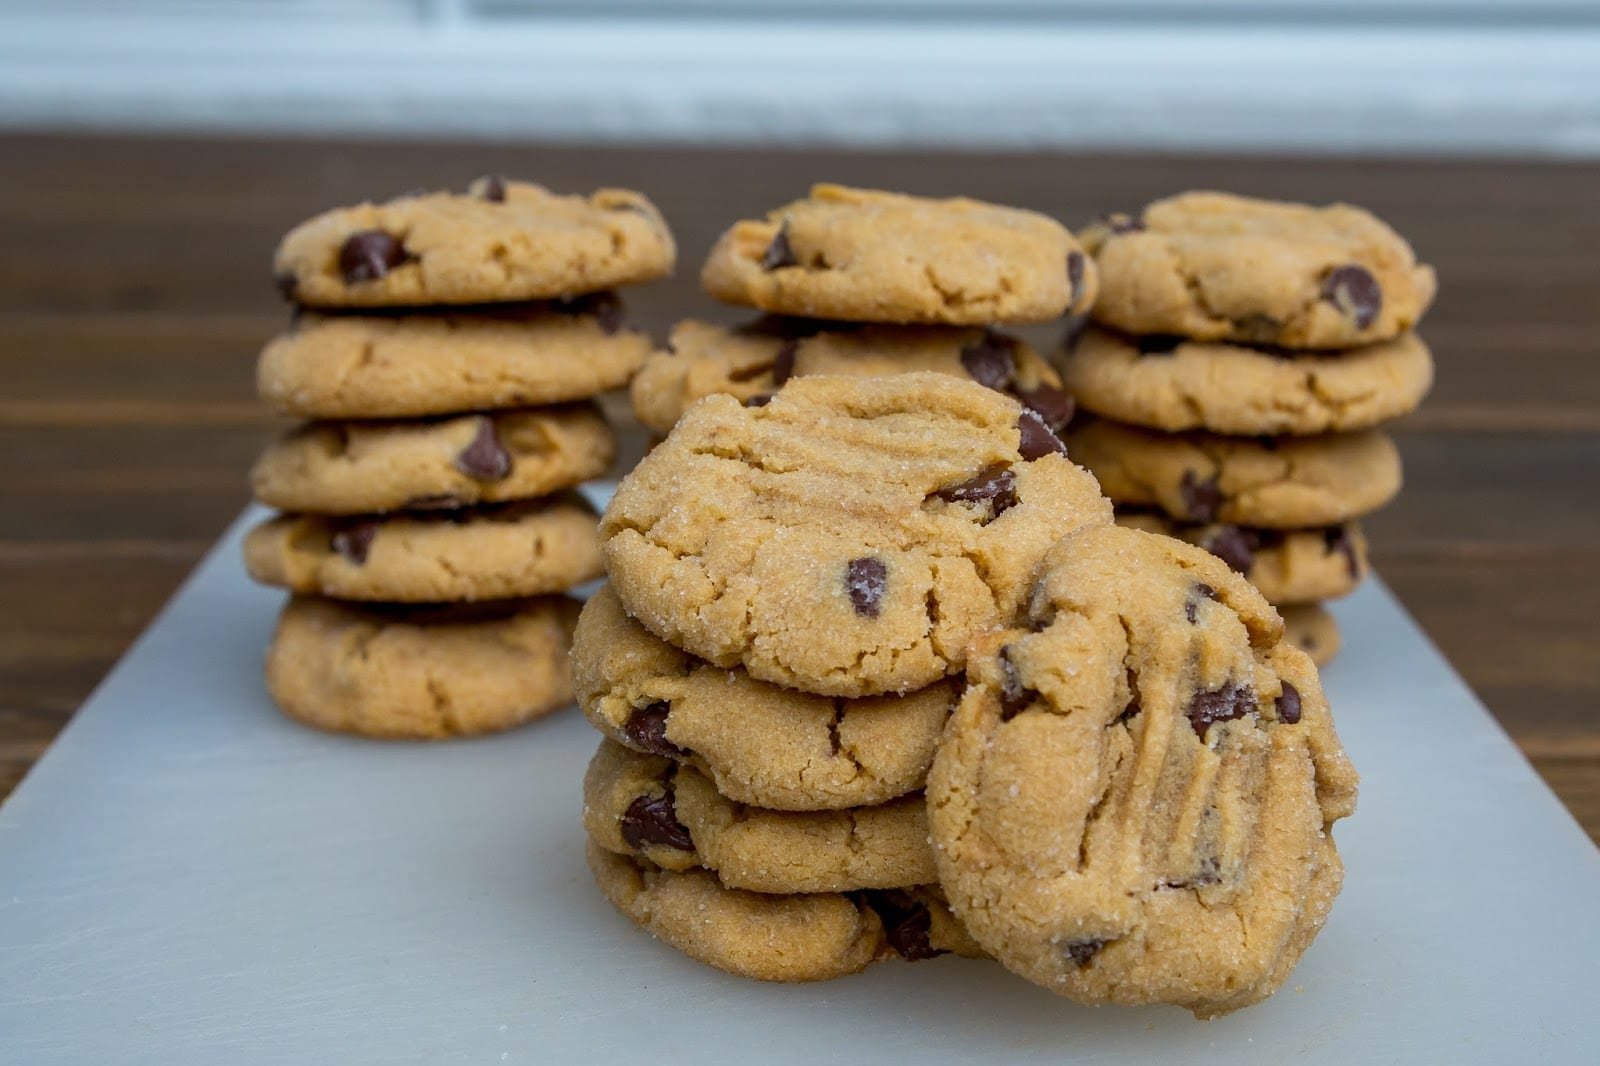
[{"left": 0, "top": 133, "right": 1595, "bottom": 843}]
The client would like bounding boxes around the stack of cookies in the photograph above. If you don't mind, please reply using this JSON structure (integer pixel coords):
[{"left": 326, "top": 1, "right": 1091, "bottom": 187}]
[
  {"left": 628, "top": 184, "right": 1093, "bottom": 438},
  {"left": 1059, "top": 192, "right": 1437, "bottom": 664},
  {"left": 242, "top": 178, "right": 675, "bottom": 738}
]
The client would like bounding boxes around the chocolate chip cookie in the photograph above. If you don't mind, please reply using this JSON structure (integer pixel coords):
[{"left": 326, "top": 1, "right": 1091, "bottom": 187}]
[
  {"left": 601, "top": 373, "right": 1112, "bottom": 697},
  {"left": 928, "top": 524, "right": 1359, "bottom": 1017},
  {"left": 1067, "top": 418, "right": 1402, "bottom": 528},
  {"left": 1081, "top": 191, "right": 1435, "bottom": 348},
  {"left": 243, "top": 496, "right": 601, "bottom": 602},
  {"left": 587, "top": 844, "right": 981, "bottom": 982},
  {"left": 1059, "top": 325, "right": 1434, "bottom": 435},
  {"left": 265, "top": 596, "right": 579, "bottom": 738},
  {"left": 630, "top": 319, "right": 1073, "bottom": 436},
  {"left": 701, "top": 184, "right": 1094, "bottom": 325},
  {"left": 273, "top": 180, "right": 674, "bottom": 307},
  {"left": 250, "top": 404, "right": 614, "bottom": 515},
  {"left": 256, "top": 296, "right": 651, "bottom": 419},
  {"left": 583, "top": 739, "right": 935, "bottom": 893},
  {"left": 1281, "top": 603, "right": 1342, "bottom": 666},
  {"left": 573, "top": 585, "right": 952, "bottom": 811}
]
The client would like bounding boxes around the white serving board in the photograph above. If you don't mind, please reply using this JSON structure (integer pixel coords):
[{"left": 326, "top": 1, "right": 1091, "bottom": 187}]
[{"left": 2, "top": 502, "right": 1597, "bottom": 1065}]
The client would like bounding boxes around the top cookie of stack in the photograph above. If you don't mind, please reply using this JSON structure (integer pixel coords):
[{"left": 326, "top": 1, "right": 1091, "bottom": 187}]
[
  {"left": 243, "top": 177, "right": 675, "bottom": 740},
  {"left": 1057, "top": 191, "right": 1438, "bottom": 663},
  {"left": 629, "top": 183, "right": 1093, "bottom": 436}
]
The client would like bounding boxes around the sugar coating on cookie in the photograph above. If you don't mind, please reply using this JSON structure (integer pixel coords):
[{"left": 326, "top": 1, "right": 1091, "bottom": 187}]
[
  {"left": 701, "top": 184, "right": 1095, "bottom": 325},
  {"left": 274, "top": 180, "right": 675, "bottom": 307},
  {"left": 265, "top": 596, "right": 579, "bottom": 739},
  {"left": 1081, "top": 191, "right": 1436, "bottom": 348},
  {"left": 1067, "top": 419, "right": 1402, "bottom": 529},
  {"left": 586, "top": 844, "right": 982, "bottom": 982},
  {"left": 251, "top": 404, "right": 615, "bottom": 515},
  {"left": 601, "top": 373, "right": 1113, "bottom": 697},
  {"left": 928, "top": 524, "right": 1358, "bottom": 1017},
  {"left": 257, "top": 296, "right": 652, "bottom": 419},
  {"left": 573, "top": 585, "right": 953, "bottom": 811},
  {"left": 582, "top": 739, "right": 935, "bottom": 894},
  {"left": 243, "top": 496, "right": 601, "bottom": 602},
  {"left": 631, "top": 318, "right": 1073, "bottom": 436},
  {"left": 1116, "top": 510, "right": 1368, "bottom": 605},
  {"left": 1059, "top": 326, "right": 1434, "bottom": 435},
  {"left": 1281, "top": 603, "right": 1343, "bottom": 666}
]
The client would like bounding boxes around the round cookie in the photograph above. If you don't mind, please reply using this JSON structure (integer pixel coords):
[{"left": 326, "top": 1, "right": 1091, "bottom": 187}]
[
  {"left": 243, "top": 496, "right": 601, "bottom": 602},
  {"left": 587, "top": 844, "right": 981, "bottom": 982},
  {"left": 1058, "top": 325, "right": 1434, "bottom": 435},
  {"left": 273, "top": 179, "right": 674, "bottom": 307},
  {"left": 1281, "top": 603, "right": 1342, "bottom": 667},
  {"left": 257, "top": 295, "right": 652, "bottom": 419},
  {"left": 601, "top": 372, "right": 1113, "bottom": 698},
  {"left": 928, "top": 524, "right": 1359, "bottom": 1017},
  {"left": 250, "top": 404, "right": 614, "bottom": 515},
  {"left": 1081, "top": 191, "right": 1436, "bottom": 349},
  {"left": 1066, "top": 418, "right": 1401, "bottom": 528},
  {"left": 573, "top": 585, "right": 952, "bottom": 811},
  {"left": 1116, "top": 510, "right": 1368, "bottom": 605},
  {"left": 582, "top": 739, "right": 935, "bottom": 894},
  {"left": 701, "top": 184, "right": 1095, "bottom": 325},
  {"left": 265, "top": 596, "right": 579, "bottom": 738},
  {"left": 630, "top": 318, "right": 1074, "bottom": 436}
]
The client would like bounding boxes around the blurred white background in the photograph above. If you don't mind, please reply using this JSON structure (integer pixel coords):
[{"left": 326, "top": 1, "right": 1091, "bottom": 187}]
[{"left": 1, "top": 0, "right": 1597, "bottom": 154}]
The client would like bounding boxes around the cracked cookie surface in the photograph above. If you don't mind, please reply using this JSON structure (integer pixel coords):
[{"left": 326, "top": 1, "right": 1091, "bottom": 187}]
[
  {"left": 251, "top": 403, "right": 614, "bottom": 515},
  {"left": 583, "top": 739, "right": 935, "bottom": 893},
  {"left": 273, "top": 179, "right": 674, "bottom": 307},
  {"left": 601, "top": 373, "right": 1113, "bottom": 697},
  {"left": 257, "top": 296, "right": 652, "bottom": 419},
  {"left": 1081, "top": 191, "right": 1435, "bottom": 349},
  {"left": 701, "top": 184, "right": 1094, "bottom": 325},
  {"left": 1281, "top": 603, "right": 1342, "bottom": 666},
  {"left": 630, "top": 318, "right": 1073, "bottom": 436},
  {"left": 927, "top": 524, "right": 1359, "bottom": 1017},
  {"left": 243, "top": 496, "right": 601, "bottom": 602},
  {"left": 587, "top": 843, "right": 982, "bottom": 982},
  {"left": 265, "top": 595, "right": 579, "bottom": 738},
  {"left": 1117, "top": 510, "right": 1367, "bottom": 605},
  {"left": 1067, "top": 419, "right": 1401, "bottom": 528},
  {"left": 573, "top": 585, "right": 952, "bottom": 810},
  {"left": 1059, "top": 325, "right": 1433, "bottom": 435}
]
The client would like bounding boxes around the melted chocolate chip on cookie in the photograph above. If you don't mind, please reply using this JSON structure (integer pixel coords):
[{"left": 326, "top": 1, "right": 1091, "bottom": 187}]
[
  {"left": 337, "top": 229, "right": 411, "bottom": 284},
  {"left": 933, "top": 464, "right": 1018, "bottom": 521},
  {"left": 844, "top": 557, "right": 888, "bottom": 618},
  {"left": 864, "top": 891, "right": 945, "bottom": 961},
  {"left": 620, "top": 788, "right": 694, "bottom": 851},
  {"left": 624, "top": 702, "right": 686, "bottom": 758},
  {"left": 1321, "top": 265, "right": 1383, "bottom": 329},
  {"left": 761, "top": 223, "right": 797, "bottom": 270},
  {"left": 1186, "top": 682, "right": 1256, "bottom": 739},
  {"left": 997, "top": 645, "right": 1035, "bottom": 721},
  {"left": 453, "top": 419, "right": 514, "bottom": 481},
  {"left": 329, "top": 519, "right": 380, "bottom": 565},
  {"left": 1017, "top": 410, "right": 1069, "bottom": 460},
  {"left": 1276, "top": 681, "right": 1303, "bottom": 725},
  {"left": 959, "top": 330, "right": 1018, "bottom": 391},
  {"left": 1179, "top": 471, "right": 1223, "bottom": 523}
]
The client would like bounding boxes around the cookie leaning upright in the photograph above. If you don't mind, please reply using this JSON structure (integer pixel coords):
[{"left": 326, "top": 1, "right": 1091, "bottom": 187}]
[
  {"left": 601, "top": 372, "right": 1112, "bottom": 697},
  {"left": 928, "top": 524, "right": 1359, "bottom": 1018}
]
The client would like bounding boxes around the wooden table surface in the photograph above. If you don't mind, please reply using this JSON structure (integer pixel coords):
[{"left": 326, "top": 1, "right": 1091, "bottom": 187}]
[{"left": 1, "top": 133, "right": 1596, "bottom": 841}]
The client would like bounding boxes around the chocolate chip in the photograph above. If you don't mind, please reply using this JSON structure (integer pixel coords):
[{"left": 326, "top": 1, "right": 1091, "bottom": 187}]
[
  {"left": 273, "top": 272, "right": 299, "bottom": 302},
  {"left": 1017, "top": 410, "right": 1069, "bottom": 461},
  {"left": 620, "top": 789, "right": 694, "bottom": 852},
  {"left": 959, "top": 330, "right": 1018, "bottom": 391},
  {"left": 1062, "top": 938, "right": 1106, "bottom": 967},
  {"left": 1137, "top": 334, "right": 1185, "bottom": 356},
  {"left": 770, "top": 339, "right": 798, "bottom": 387},
  {"left": 1179, "top": 470, "right": 1222, "bottom": 523},
  {"left": 1106, "top": 213, "right": 1144, "bottom": 234},
  {"left": 761, "top": 223, "right": 797, "bottom": 270},
  {"left": 1014, "top": 383, "right": 1075, "bottom": 433},
  {"left": 863, "top": 891, "right": 944, "bottom": 962},
  {"left": 1066, "top": 251, "right": 1087, "bottom": 306},
  {"left": 934, "top": 464, "right": 1018, "bottom": 520},
  {"left": 1201, "top": 525, "right": 1256, "bottom": 574},
  {"left": 744, "top": 394, "right": 772, "bottom": 407},
  {"left": 1323, "top": 526, "right": 1361, "bottom": 581},
  {"left": 454, "top": 419, "right": 513, "bottom": 481},
  {"left": 1321, "top": 264, "right": 1382, "bottom": 329},
  {"left": 1185, "top": 582, "right": 1217, "bottom": 623},
  {"left": 997, "top": 645, "right": 1034, "bottom": 721},
  {"left": 1117, "top": 697, "right": 1141, "bottom": 724},
  {"left": 844, "top": 557, "right": 888, "bottom": 618},
  {"left": 1277, "top": 681, "right": 1303, "bottom": 725},
  {"left": 1186, "top": 682, "right": 1256, "bottom": 739},
  {"left": 624, "top": 702, "right": 686, "bottom": 758},
  {"left": 329, "top": 519, "right": 380, "bottom": 565},
  {"left": 474, "top": 174, "right": 507, "bottom": 202},
  {"left": 337, "top": 229, "right": 411, "bottom": 284}
]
